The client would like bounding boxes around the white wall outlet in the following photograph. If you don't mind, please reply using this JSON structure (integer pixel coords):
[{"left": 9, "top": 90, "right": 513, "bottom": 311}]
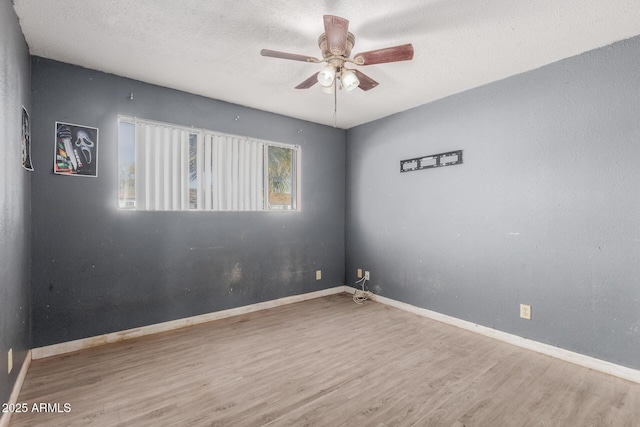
[
  {"left": 357, "top": 269, "right": 363, "bottom": 278},
  {"left": 364, "top": 271, "right": 370, "bottom": 280},
  {"left": 315, "top": 270, "right": 321, "bottom": 280},
  {"left": 8, "top": 348, "right": 13, "bottom": 374},
  {"left": 520, "top": 304, "right": 531, "bottom": 320}
]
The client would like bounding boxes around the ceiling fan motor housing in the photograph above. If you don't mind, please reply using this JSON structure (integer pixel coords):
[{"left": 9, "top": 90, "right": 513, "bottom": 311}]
[{"left": 318, "top": 32, "right": 355, "bottom": 62}]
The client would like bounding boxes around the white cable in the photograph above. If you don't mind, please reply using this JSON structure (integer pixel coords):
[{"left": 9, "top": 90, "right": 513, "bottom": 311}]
[
  {"left": 353, "top": 291, "right": 372, "bottom": 304},
  {"left": 353, "top": 277, "right": 372, "bottom": 304}
]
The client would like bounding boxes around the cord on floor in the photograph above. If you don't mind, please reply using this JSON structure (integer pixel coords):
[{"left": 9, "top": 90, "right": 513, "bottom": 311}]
[{"left": 353, "top": 276, "right": 373, "bottom": 304}]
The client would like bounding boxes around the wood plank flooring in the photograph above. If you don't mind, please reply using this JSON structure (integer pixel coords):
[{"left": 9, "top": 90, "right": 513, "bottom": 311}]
[{"left": 9, "top": 294, "right": 640, "bottom": 426}]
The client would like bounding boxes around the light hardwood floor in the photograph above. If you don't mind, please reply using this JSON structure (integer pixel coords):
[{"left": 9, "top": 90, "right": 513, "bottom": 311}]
[{"left": 10, "top": 294, "right": 640, "bottom": 426}]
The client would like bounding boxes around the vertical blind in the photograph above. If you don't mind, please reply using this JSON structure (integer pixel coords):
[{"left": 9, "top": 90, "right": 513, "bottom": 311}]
[
  {"left": 133, "top": 119, "right": 265, "bottom": 211},
  {"left": 197, "top": 133, "right": 264, "bottom": 211},
  {"left": 135, "top": 123, "right": 191, "bottom": 210}
]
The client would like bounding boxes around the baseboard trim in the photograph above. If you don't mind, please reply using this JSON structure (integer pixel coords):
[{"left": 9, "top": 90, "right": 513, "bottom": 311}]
[
  {"left": 29, "top": 286, "right": 640, "bottom": 383},
  {"left": 32, "top": 286, "right": 345, "bottom": 360},
  {"left": 344, "top": 286, "right": 640, "bottom": 384},
  {"left": 0, "top": 350, "right": 32, "bottom": 427}
]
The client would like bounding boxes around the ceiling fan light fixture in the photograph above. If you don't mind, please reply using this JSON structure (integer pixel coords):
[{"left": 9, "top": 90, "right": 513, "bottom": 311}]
[
  {"left": 317, "top": 65, "right": 336, "bottom": 87},
  {"left": 261, "top": 15, "right": 414, "bottom": 94},
  {"left": 320, "top": 82, "right": 335, "bottom": 94},
  {"left": 341, "top": 69, "right": 360, "bottom": 91}
]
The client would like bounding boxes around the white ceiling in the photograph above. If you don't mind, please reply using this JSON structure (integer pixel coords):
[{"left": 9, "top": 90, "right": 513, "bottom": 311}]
[{"left": 12, "top": 0, "right": 640, "bottom": 129}]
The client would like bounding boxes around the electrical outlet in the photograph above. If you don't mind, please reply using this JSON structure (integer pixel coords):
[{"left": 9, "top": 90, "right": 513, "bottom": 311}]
[
  {"left": 364, "top": 271, "right": 370, "bottom": 280},
  {"left": 357, "top": 269, "right": 363, "bottom": 278},
  {"left": 8, "top": 348, "right": 13, "bottom": 374},
  {"left": 520, "top": 304, "right": 531, "bottom": 320},
  {"left": 315, "top": 270, "right": 321, "bottom": 280}
]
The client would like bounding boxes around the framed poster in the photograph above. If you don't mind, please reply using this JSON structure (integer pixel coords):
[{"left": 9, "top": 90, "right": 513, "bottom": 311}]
[
  {"left": 21, "top": 106, "right": 33, "bottom": 171},
  {"left": 54, "top": 122, "right": 99, "bottom": 177}
]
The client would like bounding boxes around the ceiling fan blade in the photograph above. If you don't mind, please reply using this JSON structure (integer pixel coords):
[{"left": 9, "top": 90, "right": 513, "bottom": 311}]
[
  {"left": 260, "top": 49, "right": 320, "bottom": 63},
  {"left": 353, "top": 44, "right": 414, "bottom": 65},
  {"left": 323, "top": 15, "right": 349, "bottom": 56},
  {"left": 352, "top": 70, "right": 379, "bottom": 91},
  {"left": 295, "top": 72, "right": 320, "bottom": 89}
]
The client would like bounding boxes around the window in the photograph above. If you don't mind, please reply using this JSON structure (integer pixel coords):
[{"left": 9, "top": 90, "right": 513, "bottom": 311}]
[
  {"left": 118, "top": 117, "right": 299, "bottom": 211},
  {"left": 267, "top": 145, "right": 297, "bottom": 210}
]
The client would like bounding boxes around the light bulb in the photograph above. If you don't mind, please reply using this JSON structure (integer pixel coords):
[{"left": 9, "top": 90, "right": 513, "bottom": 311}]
[
  {"left": 320, "top": 81, "right": 335, "bottom": 94},
  {"left": 341, "top": 69, "right": 360, "bottom": 91},
  {"left": 317, "top": 65, "right": 336, "bottom": 87}
]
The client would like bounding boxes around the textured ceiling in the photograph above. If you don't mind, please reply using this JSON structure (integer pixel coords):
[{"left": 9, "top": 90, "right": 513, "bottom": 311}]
[{"left": 12, "top": 0, "right": 640, "bottom": 129}]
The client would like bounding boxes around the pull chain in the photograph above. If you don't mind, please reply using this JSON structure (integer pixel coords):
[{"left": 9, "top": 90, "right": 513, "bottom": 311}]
[{"left": 333, "top": 79, "right": 338, "bottom": 128}]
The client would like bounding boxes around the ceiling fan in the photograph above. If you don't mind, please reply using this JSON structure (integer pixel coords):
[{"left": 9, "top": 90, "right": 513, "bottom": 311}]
[{"left": 260, "top": 15, "right": 414, "bottom": 93}]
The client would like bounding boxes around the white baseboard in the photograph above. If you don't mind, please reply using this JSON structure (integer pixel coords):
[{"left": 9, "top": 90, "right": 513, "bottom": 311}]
[
  {"left": 32, "top": 286, "right": 345, "bottom": 360},
  {"left": 28, "top": 285, "right": 640, "bottom": 384},
  {"left": 344, "top": 286, "right": 640, "bottom": 384},
  {"left": 0, "top": 350, "right": 32, "bottom": 427}
]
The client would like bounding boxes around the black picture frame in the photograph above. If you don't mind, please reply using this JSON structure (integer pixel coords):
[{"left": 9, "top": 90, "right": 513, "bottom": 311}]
[
  {"left": 54, "top": 121, "right": 99, "bottom": 177},
  {"left": 21, "top": 106, "right": 33, "bottom": 171}
]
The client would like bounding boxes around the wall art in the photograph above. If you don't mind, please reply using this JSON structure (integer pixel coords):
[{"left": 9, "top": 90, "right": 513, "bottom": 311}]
[
  {"left": 22, "top": 106, "right": 33, "bottom": 171},
  {"left": 54, "top": 121, "right": 99, "bottom": 177}
]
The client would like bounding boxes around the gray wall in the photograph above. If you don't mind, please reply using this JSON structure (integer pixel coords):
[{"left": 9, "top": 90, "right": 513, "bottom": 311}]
[
  {"left": 0, "top": 0, "right": 31, "bottom": 406},
  {"left": 30, "top": 58, "right": 345, "bottom": 347},
  {"left": 346, "top": 36, "right": 640, "bottom": 369}
]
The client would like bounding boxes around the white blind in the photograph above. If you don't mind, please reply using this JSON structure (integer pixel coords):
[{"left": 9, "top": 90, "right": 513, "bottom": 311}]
[
  {"left": 133, "top": 120, "right": 264, "bottom": 211},
  {"left": 198, "top": 133, "right": 264, "bottom": 211},
  {"left": 135, "top": 123, "right": 190, "bottom": 210}
]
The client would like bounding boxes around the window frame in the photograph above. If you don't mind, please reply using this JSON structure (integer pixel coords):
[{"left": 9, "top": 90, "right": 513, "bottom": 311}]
[{"left": 118, "top": 115, "right": 301, "bottom": 212}]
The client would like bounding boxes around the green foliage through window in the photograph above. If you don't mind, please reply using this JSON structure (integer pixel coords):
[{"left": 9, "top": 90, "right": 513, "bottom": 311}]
[{"left": 268, "top": 146, "right": 295, "bottom": 210}]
